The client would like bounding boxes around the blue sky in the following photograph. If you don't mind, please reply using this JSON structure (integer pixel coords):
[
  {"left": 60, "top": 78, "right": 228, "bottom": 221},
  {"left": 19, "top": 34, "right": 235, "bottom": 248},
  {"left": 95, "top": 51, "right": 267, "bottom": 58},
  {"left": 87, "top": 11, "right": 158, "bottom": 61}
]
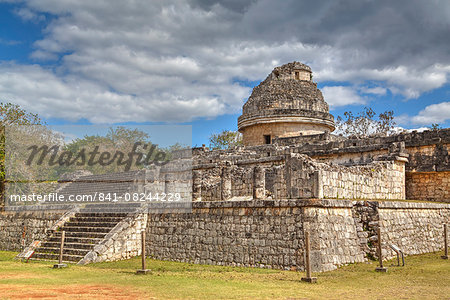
[{"left": 0, "top": 0, "right": 449, "bottom": 147}]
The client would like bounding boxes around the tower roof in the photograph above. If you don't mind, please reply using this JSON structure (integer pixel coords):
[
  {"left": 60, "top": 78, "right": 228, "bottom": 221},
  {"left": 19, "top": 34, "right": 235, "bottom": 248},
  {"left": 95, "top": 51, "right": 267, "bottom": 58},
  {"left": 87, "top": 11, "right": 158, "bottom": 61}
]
[{"left": 238, "top": 61, "right": 335, "bottom": 132}]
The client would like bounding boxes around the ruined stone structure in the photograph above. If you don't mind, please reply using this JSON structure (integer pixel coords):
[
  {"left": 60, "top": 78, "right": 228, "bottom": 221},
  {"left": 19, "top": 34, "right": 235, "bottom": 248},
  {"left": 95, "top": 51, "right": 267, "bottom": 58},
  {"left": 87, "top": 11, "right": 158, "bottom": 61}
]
[
  {"left": 3, "top": 61, "right": 449, "bottom": 272},
  {"left": 238, "top": 62, "right": 335, "bottom": 146}
]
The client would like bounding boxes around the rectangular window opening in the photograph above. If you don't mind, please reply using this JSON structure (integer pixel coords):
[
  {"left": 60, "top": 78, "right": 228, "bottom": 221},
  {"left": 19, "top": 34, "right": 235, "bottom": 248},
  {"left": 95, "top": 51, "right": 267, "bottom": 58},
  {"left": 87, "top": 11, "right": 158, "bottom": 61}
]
[
  {"left": 264, "top": 135, "right": 271, "bottom": 144},
  {"left": 295, "top": 71, "right": 300, "bottom": 80}
]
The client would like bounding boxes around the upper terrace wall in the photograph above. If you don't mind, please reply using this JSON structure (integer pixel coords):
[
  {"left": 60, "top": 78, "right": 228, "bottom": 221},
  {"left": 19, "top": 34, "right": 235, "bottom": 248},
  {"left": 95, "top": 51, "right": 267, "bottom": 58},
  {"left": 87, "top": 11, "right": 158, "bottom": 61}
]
[
  {"left": 192, "top": 149, "right": 406, "bottom": 201},
  {"left": 275, "top": 128, "right": 450, "bottom": 172},
  {"left": 319, "top": 160, "right": 406, "bottom": 200},
  {"left": 273, "top": 129, "right": 450, "bottom": 202}
]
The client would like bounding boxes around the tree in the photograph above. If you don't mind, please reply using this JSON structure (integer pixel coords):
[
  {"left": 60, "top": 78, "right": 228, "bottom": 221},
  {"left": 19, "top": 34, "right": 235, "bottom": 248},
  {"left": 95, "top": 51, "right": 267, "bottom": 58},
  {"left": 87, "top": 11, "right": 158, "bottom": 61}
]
[
  {"left": 335, "top": 107, "right": 396, "bottom": 138},
  {"left": 0, "top": 103, "right": 44, "bottom": 209},
  {"left": 430, "top": 123, "right": 442, "bottom": 131},
  {"left": 209, "top": 130, "right": 243, "bottom": 150},
  {"left": 62, "top": 126, "right": 153, "bottom": 174}
]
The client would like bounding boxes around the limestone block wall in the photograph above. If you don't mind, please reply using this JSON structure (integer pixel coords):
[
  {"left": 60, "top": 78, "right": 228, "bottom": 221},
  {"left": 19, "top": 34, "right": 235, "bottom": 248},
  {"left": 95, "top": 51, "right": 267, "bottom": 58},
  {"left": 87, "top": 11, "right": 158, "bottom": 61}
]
[
  {"left": 241, "top": 122, "right": 330, "bottom": 146},
  {"left": 0, "top": 208, "right": 68, "bottom": 251},
  {"left": 320, "top": 161, "right": 406, "bottom": 200},
  {"left": 144, "top": 157, "right": 193, "bottom": 202},
  {"left": 377, "top": 201, "right": 450, "bottom": 258},
  {"left": 291, "top": 69, "right": 311, "bottom": 81},
  {"left": 1, "top": 199, "right": 449, "bottom": 273},
  {"left": 296, "top": 129, "right": 450, "bottom": 175},
  {"left": 145, "top": 200, "right": 449, "bottom": 272},
  {"left": 192, "top": 153, "right": 406, "bottom": 201},
  {"left": 146, "top": 200, "right": 305, "bottom": 270},
  {"left": 304, "top": 206, "right": 366, "bottom": 272},
  {"left": 405, "top": 171, "right": 450, "bottom": 202},
  {"left": 192, "top": 166, "right": 252, "bottom": 201},
  {"left": 284, "top": 155, "right": 318, "bottom": 199},
  {"left": 406, "top": 144, "right": 449, "bottom": 172},
  {"left": 146, "top": 200, "right": 367, "bottom": 272}
]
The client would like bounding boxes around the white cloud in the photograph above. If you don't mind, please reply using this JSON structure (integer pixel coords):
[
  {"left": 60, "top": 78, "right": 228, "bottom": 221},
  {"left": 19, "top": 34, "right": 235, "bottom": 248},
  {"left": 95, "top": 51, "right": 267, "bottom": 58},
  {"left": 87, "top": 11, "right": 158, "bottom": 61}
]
[
  {"left": 1, "top": 0, "right": 450, "bottom": 123},
  {"left": 0, "top": 63, "right": 248, "bottom": 123},
  {"left": 394, "top": 114, "right": 411, "bottom": 126},
  {"left": 14, "top": 7, "right": 46, "bottom": 22},
  {"left": 321, "top": 86, "right": 365, "bottom": 108},
  {"left": 411, "top": 102, "right": 450, "bottom": 125},
  {"left": 316, "top": 64, "right": 450, "bottom": 99},
  {"left": 359, "top": 86, "right": 387, "bottom": 96}
]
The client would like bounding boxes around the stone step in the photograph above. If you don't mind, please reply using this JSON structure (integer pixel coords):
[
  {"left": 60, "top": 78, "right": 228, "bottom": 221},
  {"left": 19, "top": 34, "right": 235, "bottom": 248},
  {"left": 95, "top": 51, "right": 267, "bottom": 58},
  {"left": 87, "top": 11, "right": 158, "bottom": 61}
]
[
  {"left": 83, "top": 203, "right": 142, "bottom": 209},
  {"left": 60, "top": 226, "right": 113, "bottom": 233},
  {"left": 78, "top": 208, "right": 138, "bottom": 214},
  {"left": 52, "top": 231, "right": 108, "bottom": 239},
  {"left": 36, "top": 247, "right": 90, "bottom": 257},
  {"left": 74, "top": 212, "right": 130, "bottom": 218},
  {"left": 64, "top": 221, "right": 118, "bottom": 228},
  {"left": 32, "top": 252, "right": 84, "bottom": 262},
  {"left": 41, "top": 241, "right": 96, "bottom": 250},
  {"left": 47, "top": 236, "right": 103, "bottom": 244},
  {"left": 69, "top": 216, "right": 127, "bottom": 223}
]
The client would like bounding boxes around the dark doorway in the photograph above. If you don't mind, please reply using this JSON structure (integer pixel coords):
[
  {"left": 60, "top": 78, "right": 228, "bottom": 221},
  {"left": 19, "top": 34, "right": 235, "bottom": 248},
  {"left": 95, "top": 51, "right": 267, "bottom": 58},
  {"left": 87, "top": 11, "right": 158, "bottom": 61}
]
[{"left": 264, "top": 135, "right": 271, "bottom": 144}]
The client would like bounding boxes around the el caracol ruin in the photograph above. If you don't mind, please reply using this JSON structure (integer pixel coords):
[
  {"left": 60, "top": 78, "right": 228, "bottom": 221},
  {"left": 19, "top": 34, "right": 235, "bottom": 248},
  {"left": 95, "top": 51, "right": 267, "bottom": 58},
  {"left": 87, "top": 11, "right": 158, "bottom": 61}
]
[{"left": 2, "top": 62, "right": 449, "bottom": 272}]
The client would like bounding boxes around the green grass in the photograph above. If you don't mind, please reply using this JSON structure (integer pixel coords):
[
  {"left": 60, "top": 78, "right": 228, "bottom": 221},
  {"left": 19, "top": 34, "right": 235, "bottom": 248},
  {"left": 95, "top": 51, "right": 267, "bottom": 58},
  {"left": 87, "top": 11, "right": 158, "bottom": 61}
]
[{"left": 0, "top": 251, "right": 449, "bottom": 299}]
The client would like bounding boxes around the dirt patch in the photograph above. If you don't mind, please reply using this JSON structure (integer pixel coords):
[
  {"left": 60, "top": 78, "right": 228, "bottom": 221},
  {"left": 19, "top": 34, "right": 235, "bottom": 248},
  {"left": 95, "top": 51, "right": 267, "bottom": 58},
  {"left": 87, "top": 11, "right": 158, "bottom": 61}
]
[
  {"left": 0, "top": 284, "right": 153, "bottom": 299},
  {"left": 0, "top": 273, "right": 45, "bottom": 280}
]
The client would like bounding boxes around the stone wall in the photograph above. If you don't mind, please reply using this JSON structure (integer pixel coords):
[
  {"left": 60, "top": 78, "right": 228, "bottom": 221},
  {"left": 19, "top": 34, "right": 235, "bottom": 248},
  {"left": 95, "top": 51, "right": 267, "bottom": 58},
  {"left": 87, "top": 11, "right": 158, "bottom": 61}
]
[
  {"left": 0, "top": 207, "right": 69, "bottom": 251},
  {"left": 240, "top": 121, "right": 331, "bottom": 146},
  {"left": 273, "top": 132, "right": 345, "bottom": 146},
  {"left": 377, "top": 201, "right": 450, "bottom": 258},
  {"left": 297, "top": 129, "right": 450, "bottom": 174},
  {"left": 320, "top": 161, "right": 406, "bottom": 200},
  {"left": 147, "top": 200, "right": 305, "bottom": 270},
  {"left": 304, "top": 205, "right": 365, "bottom": 272},
  {"left": 3, "top": 199, "right": 448, "bottom": 273},
  {"left": 146, "top": 199, "right": 364, "bottom": 272},
  {"left": 144, "top": 199, "right": 450, "bottom": 272},
  {"left": 406, "top": 171, "right": 450, "bottom": 202},
  {"left": 193, "top": 152, "right": 406, "bottom": 201},
  {"left": 196, "top": 128, "right": 449, "bottom": 202}
]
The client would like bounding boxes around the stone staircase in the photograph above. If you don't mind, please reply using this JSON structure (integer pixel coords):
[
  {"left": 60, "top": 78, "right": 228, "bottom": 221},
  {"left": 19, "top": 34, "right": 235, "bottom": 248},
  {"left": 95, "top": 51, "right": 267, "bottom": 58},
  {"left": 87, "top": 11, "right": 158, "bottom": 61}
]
[
  {"left": 56, "top": 170, "right": 146, "bottom": 202},
  {"left": 31, "top": 203, "right": 141, "bottom": 263}
]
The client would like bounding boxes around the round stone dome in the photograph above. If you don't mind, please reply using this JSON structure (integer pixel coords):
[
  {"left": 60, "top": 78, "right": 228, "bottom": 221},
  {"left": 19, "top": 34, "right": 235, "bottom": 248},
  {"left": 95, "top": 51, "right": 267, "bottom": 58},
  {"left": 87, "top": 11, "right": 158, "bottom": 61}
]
[{"left": 238, "top": 62, "right": 335, "bottom": 146}]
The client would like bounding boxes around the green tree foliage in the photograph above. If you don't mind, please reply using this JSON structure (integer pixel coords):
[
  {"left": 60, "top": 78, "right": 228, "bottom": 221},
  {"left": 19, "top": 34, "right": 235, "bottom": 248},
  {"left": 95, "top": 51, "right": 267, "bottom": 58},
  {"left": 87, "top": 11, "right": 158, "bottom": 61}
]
[
  {"left": 430, "top": 123, "right": 442, "bottom": 131},
  {"left": 336, "top": 107, "right": 396, "bottom": 138},
  {"left": 61, "top": 126, "right": 153, "bottom": 174},
  {"left": 0, "top": 103, "right": 42, "bottom": 178},
  {"left": 0, "top": 103, "right": 45, "bottom": 208},
  {"left": 209, "top": 130, "right": 243, "bottom": 150}
]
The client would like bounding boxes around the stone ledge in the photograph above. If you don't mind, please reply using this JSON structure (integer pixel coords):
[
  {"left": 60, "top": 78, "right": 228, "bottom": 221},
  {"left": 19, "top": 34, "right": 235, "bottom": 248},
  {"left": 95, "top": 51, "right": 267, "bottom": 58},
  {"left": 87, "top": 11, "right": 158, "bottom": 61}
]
[
  {"left": 3, "top": 204, "right": 75, "bottom": 213},
  {"left": 192, "top": 199, "right": 354, "bottom": 209},
  {"left": 353, "top": 200, "right": 450, "bottom": 209},
  {"left": 376, "top": 200, "right": 450, "bottom": 209},
  {"left": 238, "top": 112, "right": 335, "bottom": 131},
  {"left": 190, "top": 199, "right": 450, "bottom": 210}
]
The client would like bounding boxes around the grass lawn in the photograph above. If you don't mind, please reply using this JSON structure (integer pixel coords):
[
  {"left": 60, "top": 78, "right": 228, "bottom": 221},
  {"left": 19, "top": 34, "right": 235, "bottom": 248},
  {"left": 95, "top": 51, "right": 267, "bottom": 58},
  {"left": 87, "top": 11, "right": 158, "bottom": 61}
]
[{"left": 0, "top": 251, "right": 449, "bottom": 299}]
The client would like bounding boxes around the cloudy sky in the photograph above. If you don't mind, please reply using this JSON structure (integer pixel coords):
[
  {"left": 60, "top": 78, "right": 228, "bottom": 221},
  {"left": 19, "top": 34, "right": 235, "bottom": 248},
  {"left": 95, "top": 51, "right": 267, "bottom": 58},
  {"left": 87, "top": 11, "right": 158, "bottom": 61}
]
[{"left": 0, "top": 0, "right": 449, "bottom": 145}]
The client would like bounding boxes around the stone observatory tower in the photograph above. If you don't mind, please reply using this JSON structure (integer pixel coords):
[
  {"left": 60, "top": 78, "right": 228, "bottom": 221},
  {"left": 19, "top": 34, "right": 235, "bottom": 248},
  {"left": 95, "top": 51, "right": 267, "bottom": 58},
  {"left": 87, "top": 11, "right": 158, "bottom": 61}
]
[{"left": 238, "top": 62, "right": 335, "bottom": 146}]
